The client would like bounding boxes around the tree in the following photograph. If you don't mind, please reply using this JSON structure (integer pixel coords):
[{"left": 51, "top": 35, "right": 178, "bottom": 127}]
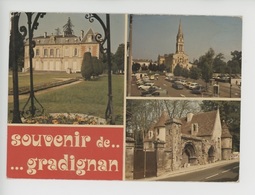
[
  {"left": 181, "top": 68, "right": 189, "bottom": 78},
  {"left": 132, "top": 62, "right": 140, "bottom": 72},
  {"left": 9, "top": 29, "right": 24, "bottom": 71},
  {"left": 158, "top": 63, "right": 166, "bottom": 72},
  {"left": 81, "top": 52, "right": 93, "bottom": 80},
  {"left": 63, "top": 17, "right": 74, "bottom": 36},
  {"left": 92, "top": 56, "right": 103, "bottom": 76},
  {"left": 198, "top": 48, "right": 215, "bottom": 87},
  {"left": 227, "top": 50, "right": 242, "bottom": 74},
  {"left": 112, "top": 43, "right": 125, "bottom": 73},
  {"left": 189, "top": 67, "right": 200, "bottom": 80},
  {"left": 173, "top": 64, "right": 183, "bottom": 76},
  {"left": 213, "top": 53, "right": 227, "bottom": 73}
]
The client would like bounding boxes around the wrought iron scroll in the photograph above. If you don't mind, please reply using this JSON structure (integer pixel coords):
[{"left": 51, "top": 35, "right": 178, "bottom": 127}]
[
  {"left": 21, "top": 12, "right": 46, "bottom": 118},
  {"left": 85, "top": 14, "right": 115, "bottom": 125}
]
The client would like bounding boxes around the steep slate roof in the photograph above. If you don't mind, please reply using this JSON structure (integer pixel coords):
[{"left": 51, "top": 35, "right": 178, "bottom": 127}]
[
  {"left": 30, "top": 34, "right": 79, "bottom": 44},
  {"left": 154, "top": 111, "right": 169, "bottom": 128},
  {"left": 81, "top": 28, "right": 98, "bottom": 43},
  {"left": 180, "top": 110, "right": 218, "bottom": 137},
  {"left": 221, "top": 122, "right": 232, "bottom": 138}
]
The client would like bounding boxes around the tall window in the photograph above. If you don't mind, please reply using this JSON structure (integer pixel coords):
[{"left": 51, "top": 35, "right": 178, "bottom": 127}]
[
  {"left": 44, "top": 49, "right": 48, "bottom": 57},
  {"left": 56, "top": 49, "right": 60, "bottom": 57},
  {"left": 35, "top": 49, "right": 40, "bottom": 56},
  {"left": 50, "top": 49, "right": 54, "bottom": 57},
  {"left": 74, "top": 48, "right": 78, "bottom": 56},
  {"left": 64, "top": 48, "right": 69, "bottom": 56}
]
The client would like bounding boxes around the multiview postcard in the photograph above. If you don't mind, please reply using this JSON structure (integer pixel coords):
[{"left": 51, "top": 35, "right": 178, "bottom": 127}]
[{"left": 7, "top": 12, "right": 241, "bottom": 182}]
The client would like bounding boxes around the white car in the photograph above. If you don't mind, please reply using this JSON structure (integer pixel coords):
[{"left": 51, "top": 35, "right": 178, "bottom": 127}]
[
  {"left": 138, "top": 83, "right": 154, "bottom": 90},
  {"left": 189, "top": 83, "right": 199, "bottom": 89}
]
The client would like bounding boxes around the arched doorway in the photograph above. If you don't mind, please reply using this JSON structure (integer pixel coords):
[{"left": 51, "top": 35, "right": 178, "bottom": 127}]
[
  {"left": 182, "top": 142, "right": 197, "bottom": 167},
  {"left": 208, "top": 145, "right": 215, "bottom": 163}
]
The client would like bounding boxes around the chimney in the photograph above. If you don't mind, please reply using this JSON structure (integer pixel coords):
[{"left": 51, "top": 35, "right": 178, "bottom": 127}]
[
  {"left": 81, "top": 30, "right": 84, "bottom": 39},
  {"left": 186, "top": 113, "right": 194, "bottom": 122},
  {"left": 44, "top": 32, "right": 47, "bottom": 38}
]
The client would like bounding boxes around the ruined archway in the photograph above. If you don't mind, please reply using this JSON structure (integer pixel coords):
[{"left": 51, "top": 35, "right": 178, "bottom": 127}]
[
  {"left": 208, "top": 145, "right": 215, "bottom": 163},
  {"left": 182, "top": 142, "right": 197, "bottom": 167}
]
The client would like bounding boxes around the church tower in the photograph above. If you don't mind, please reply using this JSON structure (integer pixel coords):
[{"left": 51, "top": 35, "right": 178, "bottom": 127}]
[{"left": 176, "top": 20, "right": 184, "bottom": 54}]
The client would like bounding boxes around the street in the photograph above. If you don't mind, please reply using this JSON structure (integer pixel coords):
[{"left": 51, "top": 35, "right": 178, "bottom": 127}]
[
  {"left": 131, "top": 75, "right": 241, "bottom": 98},
  {"left": 158, "top": 161, "right": 239, "bottom": 182}
]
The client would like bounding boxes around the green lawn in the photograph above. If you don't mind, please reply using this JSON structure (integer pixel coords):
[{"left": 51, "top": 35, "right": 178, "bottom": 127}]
[
  {"left": 8, "top": 71, "right": 81, "bottom": 89},
  {"left": 8, "top": 73, "right": 124, "bottom": 125}
]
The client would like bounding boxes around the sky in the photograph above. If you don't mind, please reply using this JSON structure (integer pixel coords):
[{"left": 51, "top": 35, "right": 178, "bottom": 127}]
[
  {"left": 17, "top": 13, "right": 242, "bottom": 62},
  {"left": 131, "top": 15, "right": 242, "bottom": 62},
  {"left": 18, "top": 12, "right": 125, "bottom": 54}
]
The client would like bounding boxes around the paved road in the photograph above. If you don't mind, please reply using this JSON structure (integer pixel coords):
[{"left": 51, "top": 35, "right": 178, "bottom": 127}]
[
  {"left": 158, "top": 161, "right": 239, "bottom": 182},
  {"left": 131, "top": 75, "right": 241, "bottom": 98}
]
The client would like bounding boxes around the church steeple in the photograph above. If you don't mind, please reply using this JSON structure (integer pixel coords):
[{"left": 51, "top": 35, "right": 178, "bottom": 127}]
[{"left": 176, "top": 19, "right": 184, "bottom": 54}]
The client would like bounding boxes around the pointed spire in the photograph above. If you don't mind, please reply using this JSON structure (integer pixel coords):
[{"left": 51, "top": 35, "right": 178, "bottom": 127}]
[{"left": 178, "top": 19, "right": 183, "bottom": 35}]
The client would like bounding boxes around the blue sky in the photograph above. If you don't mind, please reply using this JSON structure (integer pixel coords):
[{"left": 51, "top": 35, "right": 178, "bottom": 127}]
[
  {"left": 131, "top": 15, "right": 242, "bottom": 62},
  {"left": 18, "top": 12, "right": 125, "bottom": 54}
]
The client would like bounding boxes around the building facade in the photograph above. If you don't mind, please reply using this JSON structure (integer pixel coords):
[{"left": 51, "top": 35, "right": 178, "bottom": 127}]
[
  {"left": 24, "top": 29, "right": 100, "bottom": 73},
  {"left": 143, "top": 109, "right": 232, "bottom": 173},
  {"left": 158, "top": 20, "right": 193, "bottom": 73}
]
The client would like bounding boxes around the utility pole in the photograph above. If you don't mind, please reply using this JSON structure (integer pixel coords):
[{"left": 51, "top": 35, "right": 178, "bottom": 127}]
[{"left": 127, "top": 15, "right": 133, "bottom": 97}]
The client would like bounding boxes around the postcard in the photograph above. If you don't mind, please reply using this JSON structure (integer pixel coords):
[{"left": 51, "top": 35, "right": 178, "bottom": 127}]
[{"left": 7, "top": 12, "right": 241, "bottom": 182}]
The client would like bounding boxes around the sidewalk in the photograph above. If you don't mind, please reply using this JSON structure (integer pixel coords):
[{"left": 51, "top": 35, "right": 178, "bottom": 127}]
[{"left": 137, "top": 159, "right": 239, "bottom": 181}]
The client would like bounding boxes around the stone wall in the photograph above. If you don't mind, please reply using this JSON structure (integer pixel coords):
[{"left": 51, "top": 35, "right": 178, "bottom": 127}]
[{"left": 125, "top": 140, "right": 135, "bottom": 180}]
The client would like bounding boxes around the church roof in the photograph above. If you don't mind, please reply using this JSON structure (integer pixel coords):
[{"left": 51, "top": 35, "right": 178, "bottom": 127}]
[{"left": 180, "top": 110, "right": 218, "bottom": 137}]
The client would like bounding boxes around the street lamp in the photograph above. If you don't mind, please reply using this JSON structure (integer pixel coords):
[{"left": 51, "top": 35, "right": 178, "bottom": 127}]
[
  {"left": 85, "top": 14, "right": 115, "bottom": 125},
  {"left": 21, "top": 12, "right": 45, "bottom": 118}
]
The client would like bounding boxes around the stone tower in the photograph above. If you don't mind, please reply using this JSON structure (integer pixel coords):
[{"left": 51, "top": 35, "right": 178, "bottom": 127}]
[
  {"left": 165, "top": 118, "right": 182, "bottom": 171},
  {"left": 176, "top": 20, "right": 184, "bottom": 54}
]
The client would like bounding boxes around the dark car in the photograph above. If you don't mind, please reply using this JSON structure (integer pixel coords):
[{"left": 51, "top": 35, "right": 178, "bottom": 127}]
[
  {"left": 140, "top": 86, "right": 161, "bottom": 96},
  {"left": 172, "top": 82, "right": 183, "bottom": 90},
  {"left": 191, "top": 86, "right": 206, "bottom": 94}
]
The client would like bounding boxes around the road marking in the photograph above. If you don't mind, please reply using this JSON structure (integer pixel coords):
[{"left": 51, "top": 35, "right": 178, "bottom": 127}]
[
  {"left": 233, "top": 166, "right": 239, "bottom": 169},
  {"left": 205, "top": 173, "right": 219, "bottom": 179},
  {"left": 222, "top": 169, "right": 231, "bottom": 173}
]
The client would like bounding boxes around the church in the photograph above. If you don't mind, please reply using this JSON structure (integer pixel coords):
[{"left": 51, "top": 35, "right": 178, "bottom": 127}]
[
  {"left": 23, "top": 28, "right": 100, "bottom": 73},
  {"left": 158, "top": 20, "right": 193, "bottom": 73},
  {"left": 143, "top": 108, "right": 233, "bottom": 174}
]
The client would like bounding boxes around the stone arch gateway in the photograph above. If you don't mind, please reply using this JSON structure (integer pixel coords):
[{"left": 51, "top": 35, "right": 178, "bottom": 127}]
[{"left": 181, "top": 142, "right": 197, "bottom": 167}]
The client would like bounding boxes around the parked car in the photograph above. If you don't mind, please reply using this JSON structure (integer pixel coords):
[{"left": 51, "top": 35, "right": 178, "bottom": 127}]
[
  {"left": 140, "top": 86, "right": 161, "bottom": 96},
  {"left": 188, "top": 83, "right": 199, "bottom": 90},
  {"left": 184, "top": 81, "right": 192, "bottom": 88},
  {"left": 145, "top": 89, "right": 168, "bottom": 97},
  {"left": 138, "top": 83, "right": 154, "bottom": 90},
  {"left": 191, "top": 86, "right": 206, "bottom": 94},
  {"left": 179, "top": 79, "right": 187, "bottom": 86},
  {"left": 172, "top": 82, "right": 184, "bottom": 90}
]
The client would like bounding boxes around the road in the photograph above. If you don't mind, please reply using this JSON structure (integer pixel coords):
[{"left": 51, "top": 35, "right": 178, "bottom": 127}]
[
  {"left": 131, "top": 75, "right": 241, "bottom": 98},
  {"left": 158, "top": 161, "right": 239, "bottom": 182}
]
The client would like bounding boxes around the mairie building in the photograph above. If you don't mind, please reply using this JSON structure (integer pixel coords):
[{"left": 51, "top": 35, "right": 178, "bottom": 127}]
[{"left": 24, "top": 29, "right": 100, "bottom": 73}]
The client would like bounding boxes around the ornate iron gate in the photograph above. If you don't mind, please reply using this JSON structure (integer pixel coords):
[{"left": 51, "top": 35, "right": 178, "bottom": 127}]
[{"left": 133, "top": 148, "right": 157, "bottom": 179}]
